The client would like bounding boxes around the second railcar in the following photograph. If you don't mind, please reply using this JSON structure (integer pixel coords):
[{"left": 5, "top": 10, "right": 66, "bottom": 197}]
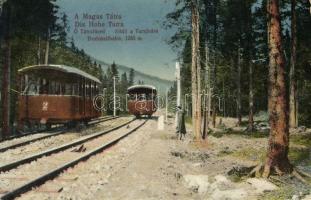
[{"left": 127, "top": 85, "right": 157, "bottom": 118}]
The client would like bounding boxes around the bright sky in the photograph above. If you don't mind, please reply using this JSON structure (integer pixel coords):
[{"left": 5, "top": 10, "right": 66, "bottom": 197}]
[{"left": 56, "top": 0, "right": 178, "bottom": 81}]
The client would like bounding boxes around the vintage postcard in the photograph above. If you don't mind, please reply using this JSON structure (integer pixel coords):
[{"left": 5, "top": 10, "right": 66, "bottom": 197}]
[{"left": 0, "top": 0, "right": 310, "bottom": 199}]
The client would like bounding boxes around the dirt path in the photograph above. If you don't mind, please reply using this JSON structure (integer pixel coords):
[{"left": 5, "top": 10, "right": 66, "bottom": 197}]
[{"left": 92, "top": 116, "right": 272, "bottom": 200}]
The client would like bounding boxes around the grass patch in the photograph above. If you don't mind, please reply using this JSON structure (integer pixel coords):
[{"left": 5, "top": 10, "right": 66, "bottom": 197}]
[
  {"left": 185, "top": 116, "right": 192, "bottom": 125},
  {"left": 260, "top": 187, "right": 296, "bottom": 200},
  {"left": 231, "top": 130, "right": 269, "bottom": 138},
  {"left": 211, "top": 130, "right": 269, "bottom": 139},
  {"left": 229, "top": 174, "right": 243, "bottom": 183},
  {"left": 171, "top": 151, "right": 210, "bottom": 162},
  {"left": 291, "top": 134, "right": 311, "bottom": 147},
  {"left": 217, "top": 149, "right": 233, "bottom": 157},
  {"left": 211, "top": 131, "right": 225, "bottom": 138},
  {"left": 289, "top": 147, "right": 310, "bottom": 165},
  {"left": 229, "top": 147, "right": 309, "bottom": 165},
  {"left": 230, "top": 147, "right": 266, "bottom": 162}
]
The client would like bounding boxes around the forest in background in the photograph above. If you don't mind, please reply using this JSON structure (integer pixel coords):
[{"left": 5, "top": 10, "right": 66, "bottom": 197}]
[
  {"left": 165, "top": 0, "right": 311, "bottom": 128},
  {"left": 0, "top": 0, "right": 140, "bottom": 135},
  {"left": 164, "top": 0, "right": 311, "bottom": 179}
]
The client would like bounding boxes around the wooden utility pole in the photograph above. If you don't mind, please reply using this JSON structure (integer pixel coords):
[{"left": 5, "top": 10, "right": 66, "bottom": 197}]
[
  {"left": 289, "top": 0, "right": 298, "bottom": 128},
  {"left": 191, "top": 0, "right": 202, "bottom": 140},
  {"left": 1, "top": 1, "right": 11, "bottom": 139},
  {"left": 44, "top": 29, "right": 50, "bottom": 65},
  {"left": 37, "top": 36, "right": 41, "bottom": 65},
  {"left": 175, "top": 62, "right": 181, "bottom": 128},
  {"left": 113, "top": 76, "right": 116, "bottom": 117},
  {"left": 165, "top": 89, "right": 168, "bottom": 123},
  {"left": 263, "top": 0, "right": 292, "bottom": 177}
]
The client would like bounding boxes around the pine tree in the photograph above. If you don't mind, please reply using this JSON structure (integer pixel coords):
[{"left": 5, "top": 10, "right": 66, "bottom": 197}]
[
  {"left": 289, "top": 0, "right": 298, "bottom": 128},
  {"left": 263, "top": 0, "right": 291, "bottom": 177},
  {"left": 129, "top": 68, "right": 135, "bottom": 86}
]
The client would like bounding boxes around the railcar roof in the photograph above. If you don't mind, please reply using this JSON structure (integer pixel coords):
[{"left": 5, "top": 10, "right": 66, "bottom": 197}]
[
  {"left": 18, "top": 64, "right": 101, "bottom": 83},
  {"left": 127, "top": 85, "right": 157, "bottom": 91}
]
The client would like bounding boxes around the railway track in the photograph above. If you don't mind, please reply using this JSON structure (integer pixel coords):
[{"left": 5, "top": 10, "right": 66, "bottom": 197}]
[
  {"left": 0, "top": 116, "right": 118, "bottom": 153},
  {"left": 0, "top": 118, "right": 146, "bottom": 200},
  {"left": 1, "top": 126, "right": 63, "bottom": 142},
  {"left": 0, "top": 116, "right": 114, "bottom": 143}
]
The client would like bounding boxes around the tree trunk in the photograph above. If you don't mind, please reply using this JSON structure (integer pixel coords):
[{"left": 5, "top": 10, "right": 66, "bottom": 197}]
[
  {"left": 289, "top": 0, "right": 298, "bottom": 128},
  {"left": 237, "top": 45, "right": 242, "bottom": 126},
  {"left": 212, "top": 0, "right": 218, "bottom": 128},
  {"left": 1, "top": 4, "right": 11, "bottom": 139},
  {"left": 263, "top": 0, "right": 292, "bottom": 177},
  {"left": 248, "top": 61, "right": 254, "bottom": 131},
  {"left": 203, "top": 43, "right": 210, "bottom": 139},
  {"left": 191, "top": 0, "right": 202, "bottom": 140},
  {"left": 212, "top": 59, "right": 216, "bottom": 128}
]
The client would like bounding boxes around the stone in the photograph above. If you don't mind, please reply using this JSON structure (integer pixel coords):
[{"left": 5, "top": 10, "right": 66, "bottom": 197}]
[
  {"left": 211, "top": 188, "right": 248, "bottom": 200},
  {"left": 183, "top": 174, "right": 210, "bottom": 194},
  {"left": 214, "top": 175, "right": 231, "bottom": 184},
  {"left": 292, "top": 194, "right": 300, "bottom": 200},
  {"left": 302, "top": 194, "right": 311, "bottom": 200},
  {"left": 246, "top": 178, "right": 278, "bottom": 193},
  {"left": 210, "top": 175, "right": 233, "bottom": 191},
  {"left": 192, "top": 163, "right": 202, "bottom": 167}
]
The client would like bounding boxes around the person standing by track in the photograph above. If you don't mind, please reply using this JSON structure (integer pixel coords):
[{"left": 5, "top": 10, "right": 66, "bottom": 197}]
[{"left": 176, "top": 106, "right": 186, "bottom": 140}]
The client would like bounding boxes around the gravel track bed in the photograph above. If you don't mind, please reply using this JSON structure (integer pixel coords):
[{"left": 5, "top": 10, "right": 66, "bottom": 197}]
[
  {"left": 0, "top": 116, "right": 112, "bottom": 149},
  {"left": 0, "top": 133, "right": 59, "bottom": 149},
  {"left": 0, "top": 118, "right": 142, "bottom": 198},
  {"left": 17, "top": 118, "right": 155, "bottom": 200},
  {"left": 0, "top": 117, "right": 131, "bottom": 166}
]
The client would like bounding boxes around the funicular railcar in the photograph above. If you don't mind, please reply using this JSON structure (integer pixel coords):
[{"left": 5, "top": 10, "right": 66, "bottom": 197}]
[
  {"left": 18, "top": 65, "right": 102, "bottom": 129},
  {"left": 127, "top": 85, "right": 157, "bottom": 118}
]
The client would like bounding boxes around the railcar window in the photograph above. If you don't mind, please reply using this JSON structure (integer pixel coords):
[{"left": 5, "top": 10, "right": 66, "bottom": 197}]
[
  {"left": 128, "top": 93, "right": 154, "bottom": 100},
  {"left": 138, "top": 94, "right": 146, "bottom": 100},
  {"left": 23, "top": 75, "right": 40, "bottom": 95},
  {"left": 79, "top": 79, "right": 83, "bottom": 97},
  {"left": 55, "top": 82, "right": 61, "bottom": 95},
  {"left": 89, "top": 81, "right": 92, "bottom": 97},
  {"left": 61, "top": 84, "right": 65, "bottom": 95},
  {"left": 65, "top": 84, "right": 72, "bottom": 95},
  {"left": 40, "top": 79, "right": 49, "bottom": 94},
  {"left": 128, "top": 94, "right": 137, "bottom": 101},
  {"left": 27, "top": 83, "right": 39, "bottom": 95},
  {"left": 49, "top": 81, "right": 56, "bottom": 95},
  {"left": 86, "top": 82, "right": 90, "bottom": 98},
  {"left": 95, "top": 84, "right": 99, "bottom": 95},
  {"left": 90, "top": 81, "right": 93, "bottom": 97},
  {"left": 72, "top": 83, "right": 79, "bottom": 96}
]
